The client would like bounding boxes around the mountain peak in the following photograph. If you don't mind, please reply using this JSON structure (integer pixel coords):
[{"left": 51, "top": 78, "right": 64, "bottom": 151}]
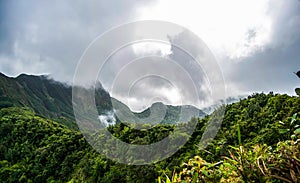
[
  {"left": 150, "top": 102, "right": 165, "bottom": 107},
  {"left": 16, "top": 73, "right": 49, "bottom": 79}
]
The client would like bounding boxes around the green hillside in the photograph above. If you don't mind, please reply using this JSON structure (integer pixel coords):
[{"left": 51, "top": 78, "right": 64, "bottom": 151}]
[
  {"left": 0, "top": 107, "right": 90, "bottom": 182},
  {"left": 135, "top": 103, "right": 206, "bottom": 124},
  {"left": 0, "top": 73, "right": 112, "bottom": 130},
  {"left": 0, "top": 93, "right": 299, "bottom": 182},
  {"left": 0, "top": 73, "right": 206, "bottom": 129},
  {"left": 0, "top": 73, "right": 73, "bottom": 119},
  {"left": 112, "top": 98, "right": 206, "bottom": 126}
]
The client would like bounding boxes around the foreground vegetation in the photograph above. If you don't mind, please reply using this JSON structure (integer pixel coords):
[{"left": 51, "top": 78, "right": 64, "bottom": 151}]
[
  {"left": 0, "top": 93, "right": 299, "bottom": 182},
  {"left": 160, "top": 131, "right": 300, "bottom": 183}
]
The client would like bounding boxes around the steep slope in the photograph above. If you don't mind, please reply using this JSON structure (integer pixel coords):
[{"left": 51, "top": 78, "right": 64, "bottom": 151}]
[
  {"left": 0, "top": 73, "right": 112, "bottom": 129},
  {"left": 0, "top": 73, "right": 73, "bottom": 118},
  {"left": 0, "top": 73, "right": 206, "bottom": 128}
]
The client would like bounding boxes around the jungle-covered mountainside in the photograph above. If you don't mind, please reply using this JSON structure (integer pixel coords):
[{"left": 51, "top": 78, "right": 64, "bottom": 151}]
[
  {"left": 0, "top": 73, "right": 111, "bottom": 129},
  {"left": 0, "top": 92, "right": 299, "bottom": 182},
  {"left": 0, "top": 73, "right": 206, "bottom": 127}
]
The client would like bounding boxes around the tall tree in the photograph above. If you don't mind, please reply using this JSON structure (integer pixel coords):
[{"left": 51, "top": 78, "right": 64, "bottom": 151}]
[{"left": 295, "top": 70, "right": 300, "bottom": 96}]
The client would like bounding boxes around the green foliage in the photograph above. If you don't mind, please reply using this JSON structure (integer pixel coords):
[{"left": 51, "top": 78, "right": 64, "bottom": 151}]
[
  {"left": 159, "top": 93, "right": 300, "bottom": 182},
  {"left": 0, "top": 73, "right": 205, "bottom": 131},
  {"left": 0, "top": 73, "right": 112, "bottom": 130},
  {"left": 135, "top": 104, "right": 206, "bottom": 124},
  {"left": 222, "top": 139, "right": 300, "bottom": 183},
  {"left": 295, "top": 70, "right": 300, "bottom": 96},
  {"left": 278, "top": 113, "right": 300, "bottom": 139},
  {"left": 1, "top": 92, "right": 300, "bottom": 182},
  {"left": 296, "top": 88, "right": 300, "bottom": 96},
  {"left": 0, "top": 107, "right": 173, "bottom": 182},
  {"left": 0, "top": 107, "right": 90, "bottom": 182},
  {"left": 237, "top": 125, "right": 242, "bottom": 145},
  {"left": 160, "top": 135, "right": 300, "bottom": 183}
]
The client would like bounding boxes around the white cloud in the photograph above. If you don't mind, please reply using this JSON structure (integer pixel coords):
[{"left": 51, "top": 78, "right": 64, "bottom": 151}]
[
  {"left": 137, "top": 0, "right": 273, "bottom": 60},
  {"left": 132, "top": 42, "right": 172, "bottom": 57},
  {"left": 134, "top": 0, "right": 300, "bottom": 99}
]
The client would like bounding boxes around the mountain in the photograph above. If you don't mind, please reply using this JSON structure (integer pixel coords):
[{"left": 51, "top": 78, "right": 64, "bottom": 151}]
[
  {"left": 0, "top": 73, "right": 73, "bottom": 129},
  {"left": 111, "top": 98, "right": 206, "bottom": 127},
  {"left": 0, "top": 73, "right": 206, "bottom": 129},
  {"left": 0, "top": 73, "right": 111, "bottom": 130},
  {"left": 0, "top": 93, "right": 299, "bottom": 182},
  {"left": 134, "top": 102, "right": 206, "bottom": 124}
]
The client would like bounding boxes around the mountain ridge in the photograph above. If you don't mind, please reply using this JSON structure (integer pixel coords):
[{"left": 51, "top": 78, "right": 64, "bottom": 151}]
[{"left": 0, "top": 73, "right": 207, "bottom": 128}]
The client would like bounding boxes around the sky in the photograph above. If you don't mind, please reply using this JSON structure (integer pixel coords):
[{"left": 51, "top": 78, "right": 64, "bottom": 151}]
[{"left": 1, "top": 0, "right": 300, "bottom": 111}]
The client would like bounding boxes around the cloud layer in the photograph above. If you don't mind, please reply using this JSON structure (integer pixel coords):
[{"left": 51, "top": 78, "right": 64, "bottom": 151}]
[
  {"left": 1, "top": 0, "right": 300, "bottom": 110},
  {"left": 0, "top": 0, "right": 152, "bottom": 82}
]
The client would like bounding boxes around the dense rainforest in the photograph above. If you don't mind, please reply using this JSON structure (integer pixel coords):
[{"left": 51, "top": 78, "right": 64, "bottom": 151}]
[{"left": 0, "top": 91, "right": 300, "bottom": 182}]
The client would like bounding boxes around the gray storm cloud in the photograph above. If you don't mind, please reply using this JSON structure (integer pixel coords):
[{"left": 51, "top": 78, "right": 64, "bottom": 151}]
[
  {"left": 0, "top": 0, "right": 154, "bottom": 83},
  {"left": 95, "top": 29, "right": 219, "bottom": 111},
  {"left": 221, "top": 0, "right": 300, "bottom": 96},
  {"left": 0, "top": 0, "right": 300, "bottom": 110}
]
